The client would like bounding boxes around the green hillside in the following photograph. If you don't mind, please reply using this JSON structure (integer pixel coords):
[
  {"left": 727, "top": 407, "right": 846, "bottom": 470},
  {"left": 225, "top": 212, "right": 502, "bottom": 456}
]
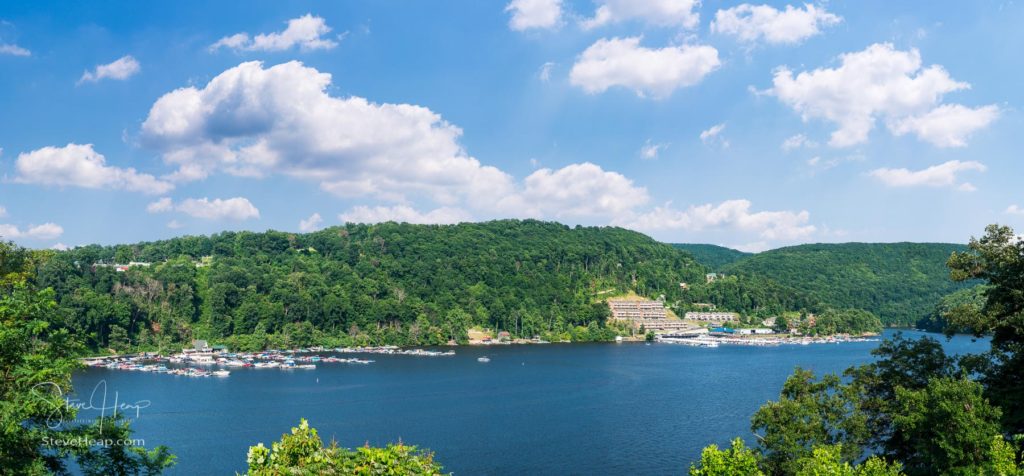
[
  {"left": 36, "top": 220, "right": 715, "bottom": 351},
  {"left": 673, "top": 244, "right": 751, "bottom": 270},
  {"left": 722, "top": 242, "right": 969, "bottom": 326}
]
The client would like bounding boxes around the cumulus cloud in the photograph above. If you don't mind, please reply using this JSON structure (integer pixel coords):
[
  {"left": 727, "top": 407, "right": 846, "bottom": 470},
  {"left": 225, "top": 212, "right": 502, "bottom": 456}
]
[
  {"left": 340, "top": 205, "right": 471, "bottom": 225},
  {"left": 624, "top": 199, "right": 816, "bottom": 241},
  {"left": 711, "top": 3, "right": 841, "bottom": 45},
  {"left": 15, "top": 143, "right": 173, "bottom": 195},
  {"left": 570, "top": 37, "right": 720, "bottom": 98},
  {"left": 1006, "top": 205, "right": 1024, "bottom": 216},
  {"left": 582, "top": 0, "right": 700, "bottom": 30},
  {"left": 506, "top": 0, "right": 563, "bottom": 31},
  {"left": 147, "top": 197, "right": 259, "bottom": 220},
  {"left": 210, "top": 14, "right": 338, "bottom": 52},
  {"left": 0, "top": 223, "right": 63, "bottom": 241},
  {"left": 78, "top": 55, "right": 140, "bottom": 84},
  {"left": 146, "top": 197, "right": 173, "bottom": 213},
  {"left": 517, "top": 162, "right": 649, "bottom": 218},
  {"left": 51, "top": 243, "right": 69, "bottom": 251},
  {"left": 700, "top": 123, "right": 729, "bottom": 147},
  {"left": 781, "top": 133, "right": 817, "bottom": 151},
  {"left": 0, "top": 43, "right": 30, "bottom": 56},
  {"left": 176, "top": 197, "right": 260, "bottom": 220},
  {"left": 768, "top": 43, "right": 998, "bottom": 147},
  {"left": 299, "top": 212, "right": 323, "bottom": 232},
  {"left": 869, "top": 160, "right": 985, "bottom": 191},
  {"left": 888, "top": 104, "right": 1000, "bottom": 147},
  {"left": 140, "top": 61, "right": 516, "bottom": 209},
  {"left": 640, "top": 140, "right": 667, "bottom": 159}
]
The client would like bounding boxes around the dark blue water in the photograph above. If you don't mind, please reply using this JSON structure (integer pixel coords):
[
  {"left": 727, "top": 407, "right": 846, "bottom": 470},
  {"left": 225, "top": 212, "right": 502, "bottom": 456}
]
[{"left": 70, "top": 331, "right": 987, "bottom": 475}]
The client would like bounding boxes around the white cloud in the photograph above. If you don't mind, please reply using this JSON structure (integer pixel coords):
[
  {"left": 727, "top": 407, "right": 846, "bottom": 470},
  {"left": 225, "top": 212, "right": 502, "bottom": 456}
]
[
  {"left": 1006, "top": 205, "right": 1024, "bottom": 216},
  {"left": 732, "top": 241, "right": 771, "bottom": 253},
  {"left": 711, "top": 3, "right": 841, "bottom": 45},
  {"left": 768, "top": 43, "right": 998, "bottom": 147},
  {"left": 140, "top": 61, "right": 516, "bottom": 210},
  {"left": 146, "top": 197, "right": 173, "bottom": 213},
  {"left": 640, "top": 140, "right": 667, "bottom": 159},
  {"left": 624, "top": 199, "right": 816, "bottom": 240},
  {"left": 805, "top": 153, "right": 863, "bottom": 173},
  {"left": 299, "top": 212, "right": 323, "bottom": 232},
  {"left": 539, "top": 61, "right": 555, "bottom": 82},
  {"left": 781, "top": 133, "right": 817, "bottom": 151},
  {"left": 569, "top": 37, "right": 720, "bottom": 98},
  {"left": 78, "top": 55, "right": 140, "bottom": 84},
  {"left": 210, "top": 14, "right": 337, "bottom": 52},
  {"left": 175, "top": 197, "right": 260, "bottom": 221},
  {"left": 0, "top": 43, "right": 30, "bottom": 56},
  {"left": 340, "top": 205, "right": 471, "bottom": 225},
  {"left": 517, "top": 162, "right": 649, "bottom": 218},
  {"left": 869, "top": 160, "right": 985, "bottom": 191},
  {"left": 15, "top": 143, "right": 173, "bottom": 195},
  {"left": 0, "top": 205, "right": 6, "bottom": 218},
  {"left": 700, "top": 123, "right": 729, "bottom": 147},
  {"left": 51, "top": 243, "right": 69, "bottom": 251},
  {"left": 888, "top": 104, "right": 1000, "bottom": 147},
  {"left": 506, "top": 0, "right": 563, "bottom": 31},
  {"left": 582, "top": 0, "right": 700, "bottom": 30},
  {"left": 147, "top": 196, "right": 260, "bottom": 221},
  {"left": 0, "top": 223, "right": 63, "bottom": 241}
]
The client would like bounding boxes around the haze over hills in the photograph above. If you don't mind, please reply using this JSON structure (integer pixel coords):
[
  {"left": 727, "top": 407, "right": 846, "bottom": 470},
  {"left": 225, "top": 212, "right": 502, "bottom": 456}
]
[{"left": 676, "top": 241, "right": 969, "bottom": 327}]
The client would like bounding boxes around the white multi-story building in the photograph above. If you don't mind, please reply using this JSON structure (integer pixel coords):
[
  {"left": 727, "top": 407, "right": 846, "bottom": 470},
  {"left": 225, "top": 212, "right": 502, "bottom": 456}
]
[{"left": 684, "top": 311, "right": 739, "bottom": 323}]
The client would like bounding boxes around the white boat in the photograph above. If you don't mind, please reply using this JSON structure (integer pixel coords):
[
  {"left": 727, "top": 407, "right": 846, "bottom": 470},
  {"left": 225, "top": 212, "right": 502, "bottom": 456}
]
[
  {"left": 477, "top": 356, "right": 491, "bottom": 363},
  {"left": 213, "top": 370, "right": 230, "bottom": 377}
]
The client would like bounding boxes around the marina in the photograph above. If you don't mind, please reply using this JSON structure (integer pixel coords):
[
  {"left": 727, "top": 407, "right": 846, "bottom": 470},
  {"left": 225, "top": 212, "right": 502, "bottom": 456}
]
[{"left": 79, "top": 346, "right": 441, "bottom": 377}]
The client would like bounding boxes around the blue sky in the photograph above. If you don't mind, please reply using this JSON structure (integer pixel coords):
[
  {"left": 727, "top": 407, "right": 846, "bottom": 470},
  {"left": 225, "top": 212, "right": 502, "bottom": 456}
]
[{"left": 0, "top": 0, "right": 1021, "bottom": 252}]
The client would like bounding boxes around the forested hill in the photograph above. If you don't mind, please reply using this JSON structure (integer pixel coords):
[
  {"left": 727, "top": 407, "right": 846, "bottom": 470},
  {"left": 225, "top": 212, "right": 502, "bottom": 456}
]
[
  {"left": 35, "top": 220, "right": 713, "bottom": 351},
  {"left": 720, "top": 242, "right": 968, "bottom": 326},
  {"left": 672, "top": 244, "right": 751, "bottom": 270}
]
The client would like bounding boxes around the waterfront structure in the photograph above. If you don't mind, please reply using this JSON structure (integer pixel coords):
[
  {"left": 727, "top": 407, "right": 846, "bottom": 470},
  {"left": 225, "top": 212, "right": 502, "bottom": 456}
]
[
  {"left": 636, "top": 319, "right": 701, "bottom": 332},
  {"left": 608, "top": 299, "right": 668, "bottom": 320},
  {"left": 735, "top": 328, "right": 775, "bottom": 335},
  {"left": 684, "top": 311, "right": 739, "bottom": 324}
]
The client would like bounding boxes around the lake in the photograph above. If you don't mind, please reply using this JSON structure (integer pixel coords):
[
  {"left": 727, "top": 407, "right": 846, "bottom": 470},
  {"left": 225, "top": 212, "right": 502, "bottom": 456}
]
[{"left": 70, "top": 331, "right": 987, "bottom": 475}]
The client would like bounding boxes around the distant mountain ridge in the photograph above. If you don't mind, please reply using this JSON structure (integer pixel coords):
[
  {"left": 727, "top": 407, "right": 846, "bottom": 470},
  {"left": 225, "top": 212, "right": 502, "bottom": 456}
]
[
  {"left": 676, "top": 242, "right": 969, "bottom": 326},
  {"left": 672, "top": 244, "right": 752, "bottom": 270}
]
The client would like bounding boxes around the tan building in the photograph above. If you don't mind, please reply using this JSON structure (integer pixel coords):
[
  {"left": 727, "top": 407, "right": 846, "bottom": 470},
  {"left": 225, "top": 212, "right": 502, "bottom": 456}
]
[{"left": 608, "top": 300, "right": 668, "bottom": 320}]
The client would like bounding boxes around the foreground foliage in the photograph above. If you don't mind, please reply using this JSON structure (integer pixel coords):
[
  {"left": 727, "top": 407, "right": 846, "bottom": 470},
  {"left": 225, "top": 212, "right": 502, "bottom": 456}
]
[
  {"left": 245, "top": 419, "right": 446, "bottom": 475},
  {"left": 692, "top": 224, "right": 1024, "bottom": 475},
  {"left": 0, "top": 242, "right": 175, "bottom": 475}
]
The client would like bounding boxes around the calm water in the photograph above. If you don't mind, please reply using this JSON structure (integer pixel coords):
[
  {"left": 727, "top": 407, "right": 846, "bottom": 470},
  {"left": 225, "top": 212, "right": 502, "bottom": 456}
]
[{"left": 70, "top": 331, "right": 986, "bottom": 475}]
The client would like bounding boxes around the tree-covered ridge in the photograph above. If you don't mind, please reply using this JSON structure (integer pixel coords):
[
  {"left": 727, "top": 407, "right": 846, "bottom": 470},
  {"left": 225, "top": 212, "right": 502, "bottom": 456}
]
[
  {"left": 721, "top": 242, "right": 969, "bottom": 326},
  {"left": 37, "top": 220, "right": 717, "bottom": 351},
  {"left": 672, "top": 244, "right": 751, "bottom": 271}
]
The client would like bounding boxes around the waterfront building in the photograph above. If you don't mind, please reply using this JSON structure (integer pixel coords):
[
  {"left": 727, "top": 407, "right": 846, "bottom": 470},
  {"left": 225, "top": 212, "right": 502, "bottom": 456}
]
[
  {"left": 684, "top": 311, "right": 739, "bottom": 324},
  {"left": 608, "top": 300, "right": 668, "bottom": 320}
]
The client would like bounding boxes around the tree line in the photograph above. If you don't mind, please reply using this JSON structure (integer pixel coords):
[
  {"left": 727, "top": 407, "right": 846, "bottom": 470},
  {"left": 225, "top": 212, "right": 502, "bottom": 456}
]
[{"left": 28, "top": 220, "right": 863, "bottom": 353}]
